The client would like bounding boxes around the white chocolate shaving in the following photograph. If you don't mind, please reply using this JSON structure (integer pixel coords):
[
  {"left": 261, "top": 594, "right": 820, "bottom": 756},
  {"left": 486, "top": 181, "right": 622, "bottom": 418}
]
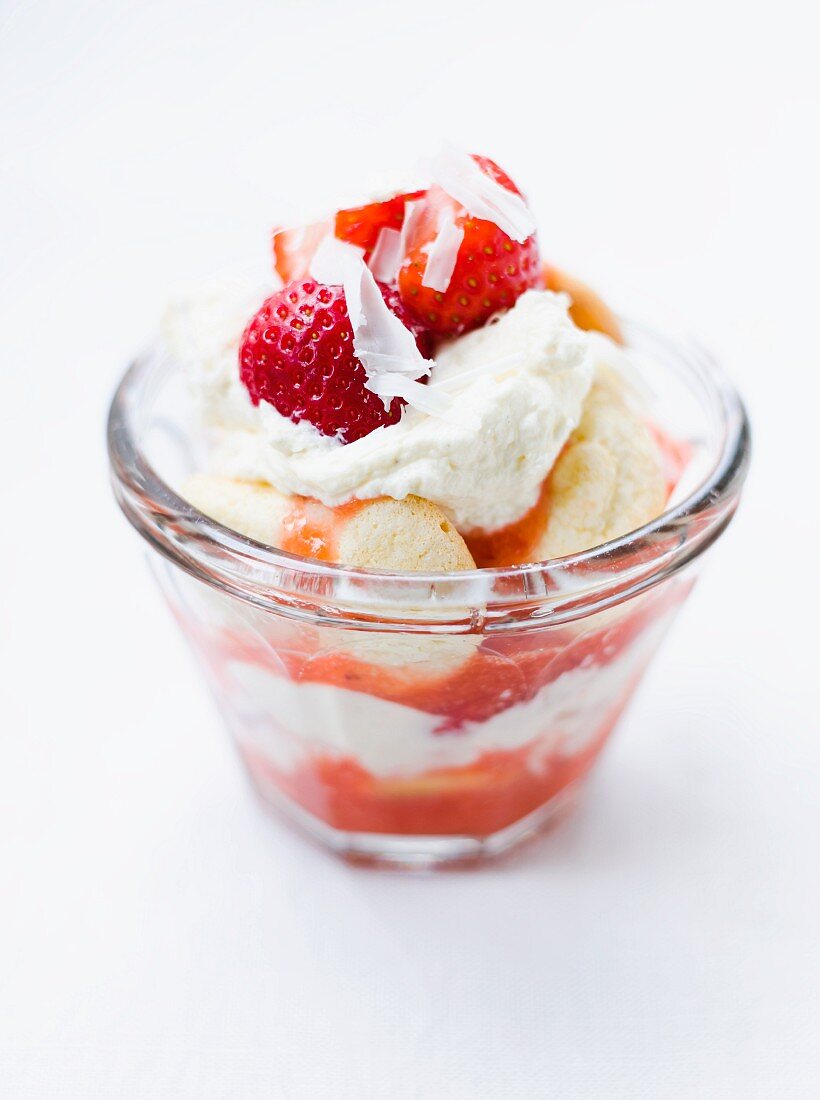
[
  {"left": 421, "top": 211, "right": 464, "bottom": 292},
  {"left": 398, "top": 198, "right": 425, "bottom": 259},
  {"left": 429, "top": 147, "right": 536, "bottom": 243},
  {"left": 341, "top": 259, "right": 448, "bottom": 416},
  {"left": 309, "top": 234, "right": 365, "bottom": 283},
  {"left": 366, "top": 371, "right": 452, "bottom": 416},
  {"left": 429, "top": 351, "right": 527, "bottom": 394},
  {"left": 368, "top": 226, "right": 404, "bottom": 282}
]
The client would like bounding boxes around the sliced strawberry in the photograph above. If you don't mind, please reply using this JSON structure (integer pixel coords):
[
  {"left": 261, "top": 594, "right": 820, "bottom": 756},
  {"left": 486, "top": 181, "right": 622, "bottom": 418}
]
[
  {"left": 272, "top": 192, "right": 425, "bottom": 284},
  {"left": 272, "top": 221, "right": 332, "bottom": 283},
  {"left": 334, "top": 190, "right": 424, "bottom": 257}
]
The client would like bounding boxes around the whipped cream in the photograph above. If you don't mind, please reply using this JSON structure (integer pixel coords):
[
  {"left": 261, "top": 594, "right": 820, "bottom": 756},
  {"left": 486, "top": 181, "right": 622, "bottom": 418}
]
[{"left": 167, "top": 288, "right": 598, "bottom": 533}]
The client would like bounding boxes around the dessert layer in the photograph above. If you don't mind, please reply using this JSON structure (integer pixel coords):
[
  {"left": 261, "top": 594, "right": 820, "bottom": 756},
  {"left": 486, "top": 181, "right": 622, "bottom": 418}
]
[{"left": 216, "top": 612, "right": 670, "bottom": 779}]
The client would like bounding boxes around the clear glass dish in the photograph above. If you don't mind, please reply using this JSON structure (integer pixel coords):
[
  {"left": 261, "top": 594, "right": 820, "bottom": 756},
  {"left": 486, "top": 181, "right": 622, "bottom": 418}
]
[{"left": 107, "top": 320, "right": 750, "bottom": 868}]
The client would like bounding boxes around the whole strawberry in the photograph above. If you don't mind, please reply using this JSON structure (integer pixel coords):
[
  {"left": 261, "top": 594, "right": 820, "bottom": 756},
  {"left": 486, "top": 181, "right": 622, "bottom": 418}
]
[
  {"left": 240, "top": 279, "right": 432, "bottom": 444},
  {"left": 398, "top": 155, "right": 541, "bottom": 337}
]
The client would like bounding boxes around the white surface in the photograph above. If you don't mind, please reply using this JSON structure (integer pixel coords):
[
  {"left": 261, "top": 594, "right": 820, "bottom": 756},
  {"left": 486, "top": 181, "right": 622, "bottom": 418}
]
[{"left": 1, "top": 1, "right": 818, "bottom": 1096}]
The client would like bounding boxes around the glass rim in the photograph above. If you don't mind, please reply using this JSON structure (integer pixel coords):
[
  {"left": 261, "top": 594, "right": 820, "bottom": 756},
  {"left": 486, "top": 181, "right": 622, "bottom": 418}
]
[{"left": 107, "top": 319, "right": 751, "bottom": 630}]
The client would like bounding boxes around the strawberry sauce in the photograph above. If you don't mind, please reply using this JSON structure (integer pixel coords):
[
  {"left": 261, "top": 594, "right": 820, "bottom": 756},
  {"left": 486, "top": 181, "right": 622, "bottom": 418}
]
[
  {"left": 279, "top": 497, "right": 366, "bottom": 561},
  {"left": 463, "top": 477, "right": 553, "bottom": 568},
  {"left": 243, "top": 705, "right": 622, "bottom": 837}
]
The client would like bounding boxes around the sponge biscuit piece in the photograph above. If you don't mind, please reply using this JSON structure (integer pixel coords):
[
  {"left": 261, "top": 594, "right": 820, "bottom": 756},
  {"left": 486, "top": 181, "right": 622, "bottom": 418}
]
[
  {"left": 184, "top": 474, "right": 290, "bottom": 545},
  {"left": 544, "top": 265, "right": 623, "bottom": 343},
  {"left": 532, "top": 381, "right": 666, "bottom": 560},
  {"left": 338, "top": 496, "right": 475, "bottom": 572},
  {"left": 182, "top": 475, "right": 476, "bottom": 572}
]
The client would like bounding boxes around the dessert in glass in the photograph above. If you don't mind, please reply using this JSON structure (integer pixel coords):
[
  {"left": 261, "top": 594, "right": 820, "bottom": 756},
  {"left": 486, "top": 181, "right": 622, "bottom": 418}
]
[{"left": 108, "top": 149, "right": 750, "bottom": 867}]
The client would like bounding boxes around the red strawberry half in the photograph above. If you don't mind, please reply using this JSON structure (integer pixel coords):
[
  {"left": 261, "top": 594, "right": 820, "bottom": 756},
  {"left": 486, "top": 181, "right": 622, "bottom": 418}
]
[
  {"left": 240, "top": 279, "right": 432, "bottom": 444},
  {"left": 398, "top": 155, "right": 541, "bottom": 337}
]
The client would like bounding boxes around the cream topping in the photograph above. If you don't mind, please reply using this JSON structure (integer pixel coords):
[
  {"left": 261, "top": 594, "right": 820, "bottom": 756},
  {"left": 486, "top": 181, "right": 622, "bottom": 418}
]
[{"left": 166, "top": 288, "right": 598, "bottom": 532}]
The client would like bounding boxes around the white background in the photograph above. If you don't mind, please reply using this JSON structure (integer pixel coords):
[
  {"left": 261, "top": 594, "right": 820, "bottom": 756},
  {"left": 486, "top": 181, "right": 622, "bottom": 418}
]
[{"left": 2, "top": 1, "right": 819, "bottom": 1096}]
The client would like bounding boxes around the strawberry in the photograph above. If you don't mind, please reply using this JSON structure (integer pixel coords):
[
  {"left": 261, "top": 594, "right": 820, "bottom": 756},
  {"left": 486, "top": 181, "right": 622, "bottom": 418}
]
[
  {"left": 272, "top": 192, "right": 424, "bottom": 284},
  {"left": 334, "top": 190, "right": 424, "bottom": 257},
  {"left": 398, "top": 156, "right": 541, "bottom": 337},
  {"left": 239, "top": 279, "right": 431, "bottom": 444},
  {"left": 272, "top": 221, "right": 331, "bottom": 283},
  {"left": 471, "top": 154, "right": 520, "bottom": 193}
]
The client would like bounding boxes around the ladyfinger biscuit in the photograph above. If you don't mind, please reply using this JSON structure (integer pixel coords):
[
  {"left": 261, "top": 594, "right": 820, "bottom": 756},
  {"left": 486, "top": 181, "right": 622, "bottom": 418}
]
[
  {"left": 544, "top": 265, "right": 623, "bottom": 344},
  {"left": 532, "top": 382, "right": 666, "bottom": 560},
  {"left": 182, "top": 476, "right": 476, "bottom": 572}
]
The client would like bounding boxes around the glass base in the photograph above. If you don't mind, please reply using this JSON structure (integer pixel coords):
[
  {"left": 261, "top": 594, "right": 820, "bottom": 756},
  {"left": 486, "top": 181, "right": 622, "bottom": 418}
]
[{"left": 247, "top": 767, "right": 584, "bottom": 870}]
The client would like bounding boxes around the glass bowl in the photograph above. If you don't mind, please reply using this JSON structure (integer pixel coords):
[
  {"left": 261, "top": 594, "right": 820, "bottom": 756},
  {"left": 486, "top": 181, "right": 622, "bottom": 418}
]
[{"left": 107, "top": 320, "right": 750, "bottom": 868}]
